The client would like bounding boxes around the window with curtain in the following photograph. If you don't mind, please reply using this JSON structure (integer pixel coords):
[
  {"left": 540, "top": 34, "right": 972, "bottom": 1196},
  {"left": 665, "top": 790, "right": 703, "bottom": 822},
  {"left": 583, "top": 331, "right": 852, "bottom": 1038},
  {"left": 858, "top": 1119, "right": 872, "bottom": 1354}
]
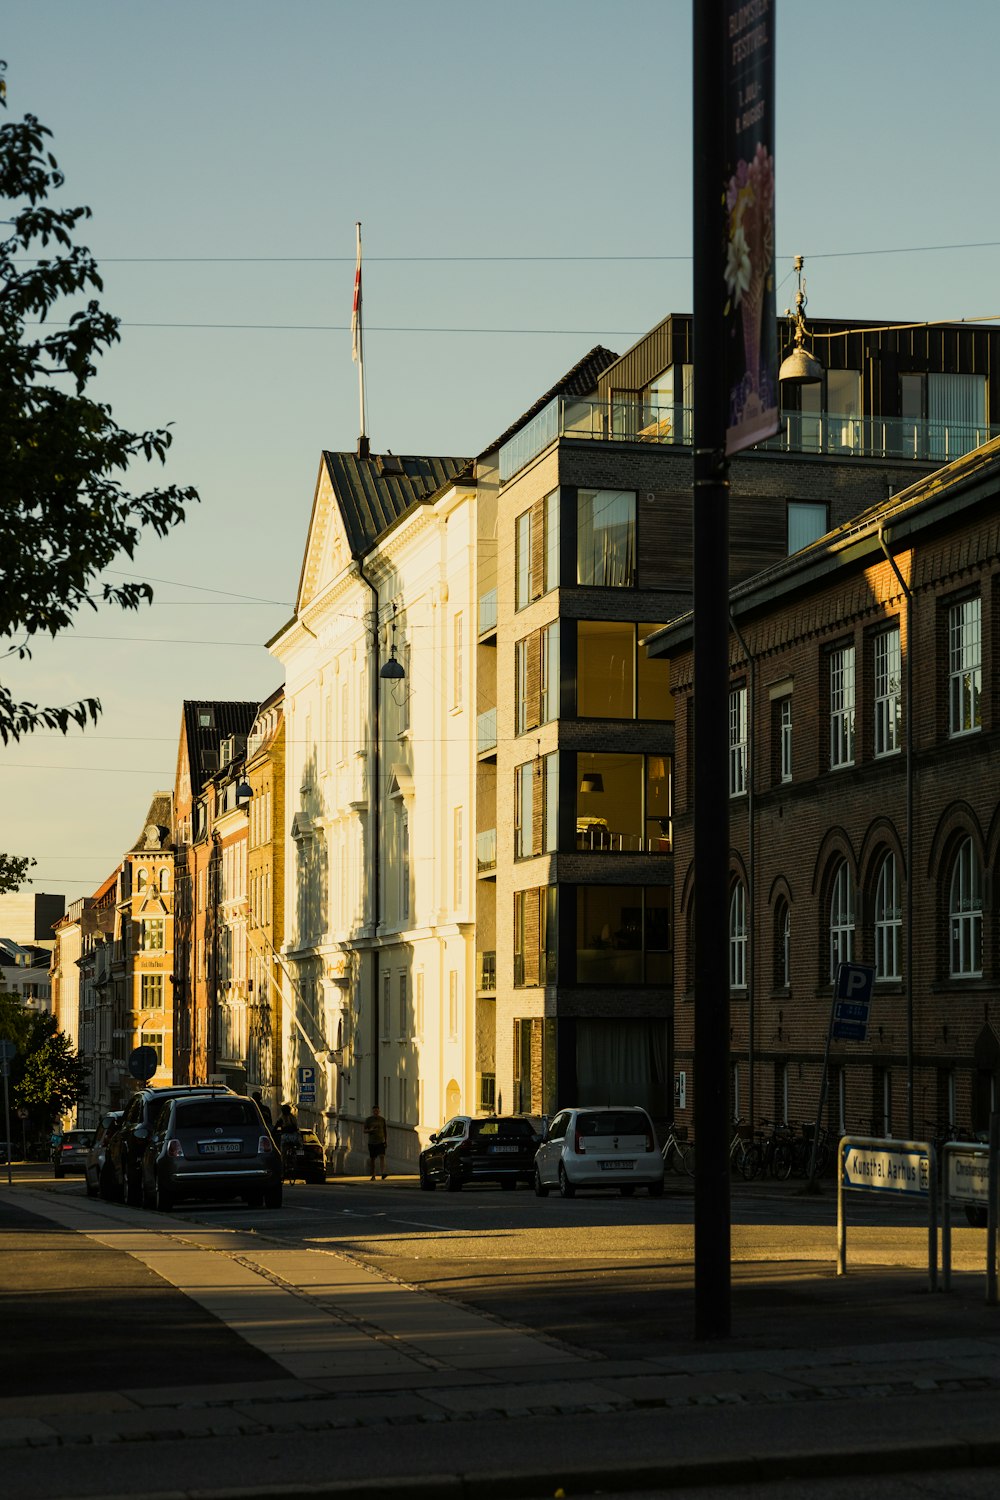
[
  {"left": 928, "top": 373, "right": 986, "bottom": 460},
  {"left": 576, "top": 490, "right": 636, "bottom": 587},
  {"left": 787, "top": 501, "right": 827, "bottom": 554},
  {"left": 575, "top": 1018, "right": 666, "bottom": 1117}
]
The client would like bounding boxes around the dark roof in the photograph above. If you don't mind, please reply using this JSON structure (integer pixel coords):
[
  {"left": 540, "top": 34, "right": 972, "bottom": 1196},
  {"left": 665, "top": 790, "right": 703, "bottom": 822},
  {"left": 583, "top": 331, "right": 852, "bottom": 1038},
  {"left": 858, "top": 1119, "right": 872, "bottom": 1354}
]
[
  {"left": 182, "top": 701, "right": 259, "bottom": 797},
  {"left": 129, "top": 793, "right": 173, "bottom": 853},
  {"left": 322, "top": 452, "right": 472, "bottom": 559},
  {"left": 477, "top": 345, "right": 620, "bottom": 460}
]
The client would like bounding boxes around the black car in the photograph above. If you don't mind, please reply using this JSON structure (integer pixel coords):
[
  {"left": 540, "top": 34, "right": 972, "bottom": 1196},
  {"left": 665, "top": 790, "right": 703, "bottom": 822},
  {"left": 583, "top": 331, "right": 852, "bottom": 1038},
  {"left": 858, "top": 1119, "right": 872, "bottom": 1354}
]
[
  {"left": 419, "top": 1115, "right": 540, "bottom": 1192},
  {"left": 84, "top": 1112, "right": 122, "bottom": 1198},
  {"left": 53, "top": 1128, "right": 94, "bottom": 1178},
  {"left": 104, "top": 1084, "right": 234, "bottom": 1205},
  {"left": 140, "top": 1093, "right": 282, "bottom": 1211}
]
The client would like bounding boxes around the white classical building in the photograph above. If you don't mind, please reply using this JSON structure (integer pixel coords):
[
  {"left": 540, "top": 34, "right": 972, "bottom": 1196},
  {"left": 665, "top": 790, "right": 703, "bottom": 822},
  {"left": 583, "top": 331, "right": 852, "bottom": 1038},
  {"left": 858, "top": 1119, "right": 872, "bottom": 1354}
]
[{"left": 269, "top": 447, "right": 476, "bottom": 1170}]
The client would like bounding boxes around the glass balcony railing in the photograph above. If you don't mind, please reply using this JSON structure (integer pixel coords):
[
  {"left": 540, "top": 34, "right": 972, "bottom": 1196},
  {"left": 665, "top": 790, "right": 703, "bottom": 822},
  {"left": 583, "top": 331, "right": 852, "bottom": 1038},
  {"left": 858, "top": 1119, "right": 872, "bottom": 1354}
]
[
  {"left": 477, "top": 828, "right": 497, "bottom": 873},
  {"left": 477, "top": 708, "right": 497, "bottom": 755},
  {"left": 498, "top": 396, "right": 1000, "bottom": 484},
  {"left": 478, "top": 588, "right": 498, "bottom": 635}
]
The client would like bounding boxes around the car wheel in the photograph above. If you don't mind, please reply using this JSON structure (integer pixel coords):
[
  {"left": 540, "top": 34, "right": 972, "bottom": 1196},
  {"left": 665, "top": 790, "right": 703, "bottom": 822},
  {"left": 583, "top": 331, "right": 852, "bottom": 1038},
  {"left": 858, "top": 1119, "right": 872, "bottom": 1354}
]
[
  {"left": 264, "top": 1181, "right": 283, "bottom": 1209},
  {"left": 647, "top": 1179, "right": 665, "bottom": 1198},
  {"left": 141, "top": 1177, "right": 156, "bottom": 1210},
  {"left": 419, "top": 1163, "right": 436, "bottom": 1191},
  {"left": 558, "top": 1165, "right": 575, "bottom": 1199},
  {"left": 245, "top": 1190, "right": 265, "bottom": 1209},
  {"left": 620, "top": 1184, "right": 635, "bottom": 1197},
  {"left": 500, "top": 1178, "right": 516, "bottom": 1191},
  {"left": 446, "top": 1166, "right": 463, "bottom": 1193},
  {"left": 85, "top": 1174, "right": 99, "bottom": 1199},
  {"left": 100, "top": 1164, "right": 123, "bottom": 1202},
  {"left": 154, "top": 1176, "right": 174, "bottom": 1213},
  {"left": 533, "top": 1168, "right": 549, "bottom": 1198},
  {"left": 125, "top": 1164, "right": 143, "bottom": 1207}
]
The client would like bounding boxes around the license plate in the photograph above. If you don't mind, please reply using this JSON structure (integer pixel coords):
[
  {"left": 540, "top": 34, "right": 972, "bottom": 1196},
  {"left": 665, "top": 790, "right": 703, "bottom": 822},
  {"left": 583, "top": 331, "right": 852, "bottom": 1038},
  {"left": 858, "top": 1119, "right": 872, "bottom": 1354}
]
[
  {"left": 490, "top": 1144, "right": 520, "bottom": 1153},
  {"left": 600, "top": 1159, "right": 635, "bottom": 1170},
  {"left": 200, "top": 1141, "right": 241, "bottom": 1155}
]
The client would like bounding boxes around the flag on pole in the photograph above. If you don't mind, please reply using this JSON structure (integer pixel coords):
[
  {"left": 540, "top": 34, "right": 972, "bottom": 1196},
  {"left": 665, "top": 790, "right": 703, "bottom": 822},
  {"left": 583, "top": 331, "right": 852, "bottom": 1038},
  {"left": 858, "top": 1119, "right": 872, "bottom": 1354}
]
[{"left": 351, "top": 223, "right": 362, "bottom": 363}]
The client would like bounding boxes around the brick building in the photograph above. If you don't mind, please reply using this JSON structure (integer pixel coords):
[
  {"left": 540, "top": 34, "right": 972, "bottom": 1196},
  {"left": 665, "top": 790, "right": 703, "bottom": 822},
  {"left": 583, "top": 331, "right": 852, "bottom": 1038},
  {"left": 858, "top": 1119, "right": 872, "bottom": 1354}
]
[{"left": 649, "top": 437, "right": 1000, "bottom": 1143}]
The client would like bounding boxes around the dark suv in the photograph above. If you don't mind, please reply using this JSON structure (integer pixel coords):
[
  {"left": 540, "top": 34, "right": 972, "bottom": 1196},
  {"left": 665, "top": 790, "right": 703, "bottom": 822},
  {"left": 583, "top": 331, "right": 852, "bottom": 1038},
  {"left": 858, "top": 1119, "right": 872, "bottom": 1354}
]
[
  {"left": 104, "top": 1084, "right": 233, "bottom": 1205},
  {"left": 418, "top": 1115, "right": 540, "bottom": 1192}
]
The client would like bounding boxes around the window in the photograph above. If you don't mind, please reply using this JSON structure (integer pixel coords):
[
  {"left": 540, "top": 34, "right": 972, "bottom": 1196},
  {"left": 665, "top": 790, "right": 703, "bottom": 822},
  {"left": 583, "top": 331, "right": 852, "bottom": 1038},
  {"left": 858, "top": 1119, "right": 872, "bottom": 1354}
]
[
  {"left": 544, "top": 753, "right": 559, "bottom": 854},
  {"left": 874, "top": 627, "right": 902, "bottom": 756},
  {"left": 159, "top": 867, "right": 170, "bottom": 892},
  {"left": 515, "top": 508, "right": 533, "bottom": 610},
  {"left": 448, "top": 970, "right": 459, "bottom": 1038},
  {"left": 514, "top": 762, "right": 534, "bottom": 860},
  {"left": 140, "top": 974, "right": 164, "bottom": 1010},
  {"left": 874, "top": 852, "right": 901, "bottom": 981},
  {"left": 779, "top": 697, "right": 792, "bottom": 782},
  {"left": 829, "top": 861, "right": 854, "bottom": 979},
  {"left": 142, "top": 1030, "right": 164, "bottom": 1068},
  {"left": 575, "top": 751, "right": 671, "bottom": 854},
  {"left": 141, "top": 918, "right": 165, "bottom": 952},
  {"left": 514, "top": 637, "right": 529, "bottom": 735},
  {"left": 398, "top": 972, "right": 408, "bottom": 1039},
  {"left": 452, "top": 612, "right": 463, "bottom": 707},
  {"left": 829, "top": 644, "right": 856, "bottom": 768},
  {"left": 543, "top": 489, "right": 560, "bottom": 591},
  {"left": 729, "top": 883, "right": 748, "bottom": 990},
  {"left": 787, "top": 501, "right": 827, "bottom": 553},
  {"left": 415, "top": 970, "right": 425, "bottom": 1036},
  {"left": 577, "top": 490, "right": 636, "bottom": 587},
  {"left": 136, "top": 867, "right": 148, "bottom": 890},
  {"left": 540, "top": 886, "right": 558, "bottom": 982},
  {"left": 575, "top": 886, "right": 670, "bottom": 985},
  {"left": 774, "top": 899, "right": 790, "bottom": 988},
  {"left": 453, "top": 807, "right": 463, "bottom": 908},
  {"left": 540, "top": 622, "right": 559, "bottom": 723},
  {"left": 382, "top": 974, "right": 391, "bottom": 1041},
  {"left": 514, "top": 887, "right": 560, "bottom": 987},
  {"left": 948, "top": 597, "right": 981, "bottom": 736},
  {"left": 479, "top": 1073, "right": 497, "bottom": 1113},
  {"left": 400, "top": 810, "right": 410, "bottom": 923},
  {"left": 950, "top": 837, "right": 983, "bottom": 978},
  {"left": 729, "top": 686, "right": 747, "bottom": 796}
]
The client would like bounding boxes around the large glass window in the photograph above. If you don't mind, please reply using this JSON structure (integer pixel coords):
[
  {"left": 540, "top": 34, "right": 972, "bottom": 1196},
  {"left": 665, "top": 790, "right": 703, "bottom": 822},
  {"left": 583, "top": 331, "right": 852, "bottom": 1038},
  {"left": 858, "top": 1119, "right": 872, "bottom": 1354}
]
[
  {"left": 788, "top": 501, "right": 827, "bottom": 554},
  {"left": 140, "top": 973, "right": 164, "bottom": 1009},
  {"left": 830, "top": 644, "right": 856, "bottom": 768},
  {"left": 729, "top": 883, "right": 748, "bottom": 990},
  {"left": 514, "top": 762, "right": 534, "bottom": 860},
  {"left": 543, "top": 489, "right": 560, "bottom": 592},
  {"left": 514, "top": 637, "right": 528, "bottom": 735},
  {"left": 575, "top": 886, "right": 670, "bottom": 985},
  {"left": 577, "top": 621, "right": 671, "bottom": 720},
  {"left": 576, "top": 752, "right": 671, "bottom": 854},
  {"left": 544, "top": 753, "right": 559, "bottom": 854},
  {"left": 729, "top": 686, "right": 747, "bottom": 796},
  {"left": 874, "top": 852, "right": 901, "bottom": 981},
  {"left": 515, "top": 508, "right": 533, "bottom": 610},
  {"left": 929, "top": 373, "right": 987, "bottom": 461},
  {"left": 540, "top": 622, "right": 559, "bottom": 723},
  {"left": 577, "top": 490, "right": 636, "bottom": 587},
  {"left": 141, "top": 918, "right": 165, "bottom": 952},
  {"left": 829, "top": 861, "right": 854, "bottom": 979},
  {"left": 950, "top": 837, "right": 983, "bottom": 978},
  {"left": 948, "top": 597, "right": 981, "bottom": 736},
  {"left": 874, "top": 627, "right": 901, "bottom": 757}
]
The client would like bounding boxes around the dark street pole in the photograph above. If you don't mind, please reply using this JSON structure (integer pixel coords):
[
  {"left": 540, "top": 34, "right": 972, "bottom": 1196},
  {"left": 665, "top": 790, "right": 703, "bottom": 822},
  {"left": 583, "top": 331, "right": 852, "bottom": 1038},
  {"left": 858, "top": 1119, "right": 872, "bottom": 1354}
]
[{"left": 692, "top": 0, "right": 732, "bottom": 1340}]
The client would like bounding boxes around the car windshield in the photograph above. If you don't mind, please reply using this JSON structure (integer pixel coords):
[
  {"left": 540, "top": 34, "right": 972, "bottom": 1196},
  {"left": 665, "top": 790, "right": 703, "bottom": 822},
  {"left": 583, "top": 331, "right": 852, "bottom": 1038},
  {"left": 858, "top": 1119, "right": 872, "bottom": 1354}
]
[
  {"left": 172, "top": 1101, "right": 259, "bottom": 1130},
  {"left": 299, "top": 1132, "right": 320, "bottom": 1145},
  {"left": 469, "top": 1118, "right": 535, "bottom": 1139},
  {"left": 576, "top": 1111, "right": 649, "bottom": 1137},
  {"left": 63, "top": 1131, "right": 93, "bottom": 1146}
]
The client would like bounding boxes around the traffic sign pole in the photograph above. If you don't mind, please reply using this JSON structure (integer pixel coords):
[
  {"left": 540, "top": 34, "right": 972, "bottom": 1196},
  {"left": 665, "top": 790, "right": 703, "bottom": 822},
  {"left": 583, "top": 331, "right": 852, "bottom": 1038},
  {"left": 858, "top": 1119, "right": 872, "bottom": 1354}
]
[{"left": 0, "top": 1044, "right": 15, "bottom": 1187}]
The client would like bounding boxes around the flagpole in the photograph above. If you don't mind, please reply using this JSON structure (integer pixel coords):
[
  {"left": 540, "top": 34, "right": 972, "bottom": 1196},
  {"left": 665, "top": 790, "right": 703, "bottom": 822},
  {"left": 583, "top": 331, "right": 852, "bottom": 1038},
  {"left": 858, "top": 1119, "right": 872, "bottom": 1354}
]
[{"left": 352, "top": 221, "right": 367, "bottom": 451}]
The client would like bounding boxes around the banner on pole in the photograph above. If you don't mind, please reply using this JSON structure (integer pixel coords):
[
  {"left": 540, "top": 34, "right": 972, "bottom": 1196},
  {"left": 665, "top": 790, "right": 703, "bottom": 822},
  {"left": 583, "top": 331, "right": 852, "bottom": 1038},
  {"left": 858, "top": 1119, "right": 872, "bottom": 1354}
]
[{"left": 722, "top": 0, "right": 778, "bottom": 457}]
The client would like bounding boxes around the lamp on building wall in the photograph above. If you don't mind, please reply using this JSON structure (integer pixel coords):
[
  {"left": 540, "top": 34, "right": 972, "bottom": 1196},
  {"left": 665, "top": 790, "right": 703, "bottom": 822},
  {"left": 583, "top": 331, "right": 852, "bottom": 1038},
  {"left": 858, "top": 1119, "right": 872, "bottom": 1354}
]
[
  {"left": 380, "top": 609, "right": 406, "bottom": 680},
  {"left": 778, "top": 255, "right": 823, "bottom": 387},
  {"left": 579, "top": 772, "right": 604, "bottom": 794},
  {"left": 235, "top": 779, "right": 253, "bottom": 808}
]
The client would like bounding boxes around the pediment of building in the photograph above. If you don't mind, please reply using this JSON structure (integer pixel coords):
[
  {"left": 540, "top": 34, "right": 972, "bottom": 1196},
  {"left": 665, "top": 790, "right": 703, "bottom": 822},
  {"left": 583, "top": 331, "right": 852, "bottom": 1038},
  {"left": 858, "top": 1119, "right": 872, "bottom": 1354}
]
[{"left": 297, "top": 459, "right": 353, "bottom": 616}]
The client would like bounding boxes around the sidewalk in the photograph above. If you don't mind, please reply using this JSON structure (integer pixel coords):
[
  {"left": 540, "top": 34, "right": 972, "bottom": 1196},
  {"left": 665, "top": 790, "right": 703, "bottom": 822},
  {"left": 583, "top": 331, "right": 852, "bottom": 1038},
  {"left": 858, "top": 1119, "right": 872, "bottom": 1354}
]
[{"left": 4, "top": 1183, "right": 1000, "bottom": 1499}]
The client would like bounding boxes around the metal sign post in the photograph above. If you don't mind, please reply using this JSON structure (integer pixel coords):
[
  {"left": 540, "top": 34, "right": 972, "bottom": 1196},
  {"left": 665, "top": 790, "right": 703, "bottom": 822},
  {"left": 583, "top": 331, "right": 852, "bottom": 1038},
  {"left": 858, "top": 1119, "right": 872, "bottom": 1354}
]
[
  {"left": 838, "top": 1134, "right": 937, "bottom": 1291},
  {"left": 0, "top": 1039, "right": 16, "bottom": 1186},
  {"left": 806, "top": 964, "right": 875, "bottom": 1191},
  {"left": 941, "top": 1139, "right": 991, "bottom": 1293}
]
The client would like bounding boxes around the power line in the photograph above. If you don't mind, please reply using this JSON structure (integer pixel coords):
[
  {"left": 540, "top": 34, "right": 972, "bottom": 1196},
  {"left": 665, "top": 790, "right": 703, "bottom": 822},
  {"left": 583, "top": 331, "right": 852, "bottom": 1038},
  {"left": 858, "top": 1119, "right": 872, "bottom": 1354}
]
[{"left": 105, "top": 570, "right": 293, "bottom": 608}]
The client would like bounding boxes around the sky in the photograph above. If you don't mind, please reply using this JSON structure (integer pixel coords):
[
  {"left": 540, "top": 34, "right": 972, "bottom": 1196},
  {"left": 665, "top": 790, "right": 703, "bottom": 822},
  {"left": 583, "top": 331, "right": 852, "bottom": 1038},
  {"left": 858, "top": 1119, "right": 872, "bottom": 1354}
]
[{"left": 4, "top": 0, "right": 1000, "bottom": 904}]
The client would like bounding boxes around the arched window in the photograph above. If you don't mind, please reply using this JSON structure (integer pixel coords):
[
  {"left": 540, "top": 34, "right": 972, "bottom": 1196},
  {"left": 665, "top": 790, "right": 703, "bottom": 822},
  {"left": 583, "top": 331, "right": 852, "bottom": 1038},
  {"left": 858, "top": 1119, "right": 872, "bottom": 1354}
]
[
  {"left": 158, "top": 867, "right": 170, "bottom": 892},
  {"left": 873, "top": 852, "right": 901, "bottom": 980},
  {"left": 729, "top": 882, "right": 747, "bottom": 990},
  {"left": 950, "top": 837, "right": 983, "bottom": 978},
  {"left": 829, "top": 860, "right": 854, "bottom": 980},
  {"left": 774, "top": 898, "right": 790, "bottom": 988},
  {"left": 136, "top": 867, "right": 148, "bottom": 890}
]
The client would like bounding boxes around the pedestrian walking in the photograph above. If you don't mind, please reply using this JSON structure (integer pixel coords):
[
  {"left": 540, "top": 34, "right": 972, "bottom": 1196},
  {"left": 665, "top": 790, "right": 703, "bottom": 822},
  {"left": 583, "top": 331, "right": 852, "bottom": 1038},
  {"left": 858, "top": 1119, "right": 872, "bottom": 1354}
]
[
  {"left": 252, "top": 1091, "right": 272, "bottom": 1127},
  {"left": 363, "top": 1104, "right": 388, "bottom": 1180}
]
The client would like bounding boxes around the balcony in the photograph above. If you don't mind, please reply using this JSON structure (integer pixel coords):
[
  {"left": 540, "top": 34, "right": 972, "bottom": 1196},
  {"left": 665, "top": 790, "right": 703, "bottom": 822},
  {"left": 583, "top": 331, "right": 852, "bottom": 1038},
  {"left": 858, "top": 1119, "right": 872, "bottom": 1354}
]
[
  {"left": 477, "top": 708, "right": 497, "bottom": 757},
  {"left": 476, "top": 828, "right": 497, "bottom": 875},
  {"left": 478, "top": 588, "right": 498, "bottom": 638},
  {"left": 478, "top": 951, "right": 496, "bottom": 993},
  {"left": 498, "top": 395, "right": 1000, "bottom": 484}
]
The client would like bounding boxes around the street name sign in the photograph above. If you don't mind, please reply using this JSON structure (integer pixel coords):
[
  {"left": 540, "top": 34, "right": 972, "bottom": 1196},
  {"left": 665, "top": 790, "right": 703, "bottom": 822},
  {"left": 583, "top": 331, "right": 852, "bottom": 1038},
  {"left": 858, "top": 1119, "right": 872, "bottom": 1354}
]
[
  {"left": 841, "top": 1143, "right": 930, "bottom": 1197},
  {"left": 947, "top": 1149, "right": 989, "bottom": 1205}
]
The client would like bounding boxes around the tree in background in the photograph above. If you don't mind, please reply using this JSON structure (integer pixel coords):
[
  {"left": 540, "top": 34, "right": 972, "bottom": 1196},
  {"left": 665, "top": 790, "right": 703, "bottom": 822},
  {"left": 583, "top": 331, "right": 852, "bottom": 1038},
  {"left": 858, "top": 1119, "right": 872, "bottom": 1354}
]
[
  {"left": 0, "top": 66, "right": 198, "bottom": 744},
  {"left": 0, "top": 994, "right": 86, "bottom": 1131},
  {"left": 0, "top": 852, "right": 35, "bottom": 893}
]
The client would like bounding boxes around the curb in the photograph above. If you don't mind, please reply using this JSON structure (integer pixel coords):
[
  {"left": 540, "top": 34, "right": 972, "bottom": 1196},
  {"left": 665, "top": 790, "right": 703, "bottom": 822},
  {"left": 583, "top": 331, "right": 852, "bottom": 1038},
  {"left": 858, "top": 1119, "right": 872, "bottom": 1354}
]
[{"left": 87, "top": 1436, "right": 1000, "bottom": 1500}]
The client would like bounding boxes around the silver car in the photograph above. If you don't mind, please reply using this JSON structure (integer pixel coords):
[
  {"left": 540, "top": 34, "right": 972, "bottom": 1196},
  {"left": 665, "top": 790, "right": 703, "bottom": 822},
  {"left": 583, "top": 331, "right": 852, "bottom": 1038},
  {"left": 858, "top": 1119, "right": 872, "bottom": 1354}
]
[
  {"left": 533, "top": 1105, "right": 665, "bottom": 1198},
  {"left": 53, "top": 1128, "right": 94, "bottom": 1179},
  {"left": 140, "top": 1093, "right": 282, "bottom": 1211}
]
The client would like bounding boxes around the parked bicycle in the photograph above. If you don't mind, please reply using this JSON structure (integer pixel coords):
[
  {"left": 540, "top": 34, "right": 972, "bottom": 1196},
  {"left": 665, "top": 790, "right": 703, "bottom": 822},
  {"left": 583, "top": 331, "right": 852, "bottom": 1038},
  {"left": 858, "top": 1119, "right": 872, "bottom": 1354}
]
[
  {"left": 741, "top": 1119, "right": 793, "bottom": 1181},
  {"left": 729, "top": 1118, "right": 752, "bottom": 1177},
  {"left": 660, "top": 1122, "right": 695, "bottom": 1175}
]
